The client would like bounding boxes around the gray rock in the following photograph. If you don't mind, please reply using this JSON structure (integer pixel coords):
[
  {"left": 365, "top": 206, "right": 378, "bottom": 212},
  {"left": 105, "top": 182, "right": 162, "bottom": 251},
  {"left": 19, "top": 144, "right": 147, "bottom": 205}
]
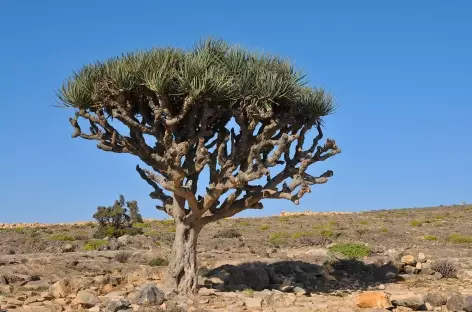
[
  {"left": 424, "top": 292, "right": 447, "bottom": 307},
  {"left": 403, "top": 265, "right": 419, "bottom": 275},
  {"left": 464, "top": 296, "right": 472, "bottom": 312},
  {"left": 136, "top": 283, "right": 165, "bottom": 305},
  {"left": 446, "top": 295, "right": 464, "bottom": 312},
  {"left": 117, "top": 235, "right": 131, "bottom": 245},
  {"left": 390, "top": 292, "right": 424, "bottom": 310},
  {"left": 433, "top": 272, "right": 443, "bottom": 280},
  {"left": 104, "top": 298, "right": 130, "bottom": 312}
]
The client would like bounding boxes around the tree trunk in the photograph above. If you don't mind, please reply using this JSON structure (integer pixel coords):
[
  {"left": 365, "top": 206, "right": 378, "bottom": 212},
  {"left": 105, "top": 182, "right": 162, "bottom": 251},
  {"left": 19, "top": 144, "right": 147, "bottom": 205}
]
[{"left": 168, "top": 219, "right": 201, "bottom": 294}]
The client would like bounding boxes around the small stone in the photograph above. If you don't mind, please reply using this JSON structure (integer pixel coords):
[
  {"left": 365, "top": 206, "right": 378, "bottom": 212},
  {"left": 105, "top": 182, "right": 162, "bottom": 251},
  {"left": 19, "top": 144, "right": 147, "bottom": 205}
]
[
  {"left": 433, "top": 272, "right": 443, "bottom": 280},
  {"left": 446, "top": 295, "right": 465, "bottom": 312},
  {"left": 293, "top": 286, "right": 307, "bottom": 296},
  {"left": 75, "top": 290, "right": 99, "bottom": 308},
  {"left": 390, "top": 292, "right": 424, "bottom": 310},
  {"left": 49, "top": 280, "right": 69, "bottom": 298},
  {"left": 355, "top": 291, "right": 392, "bottom": 309},
  {"left": 401, "top": 255, "right": 416, "bottom": 265},
  {"left": 416, "top": 262, "right": 422, "bottom": 270},
  {"left": 61, "top": 243, "right": 75, "bottom": 252},
  {"left": 418, "top": 253, "right": 426, "bottom": 262},
  {"left": 378, "top": 284, "right": 385, "bottom": 290},
  {"left": 89, "top": 307, "right": 100, "bottom": 312},
  {"left": 425, "top": 302, "right": 434, "bottom": 311},
  {"left": 136, "top": 283, "right": 165, "bottom": 306}
]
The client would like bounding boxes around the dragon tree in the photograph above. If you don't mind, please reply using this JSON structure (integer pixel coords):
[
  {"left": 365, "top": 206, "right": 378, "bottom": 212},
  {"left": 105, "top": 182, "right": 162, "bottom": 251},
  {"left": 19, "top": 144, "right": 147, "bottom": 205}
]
[{"left": 58, "top": 39, "right": 341, "bottom": 294}]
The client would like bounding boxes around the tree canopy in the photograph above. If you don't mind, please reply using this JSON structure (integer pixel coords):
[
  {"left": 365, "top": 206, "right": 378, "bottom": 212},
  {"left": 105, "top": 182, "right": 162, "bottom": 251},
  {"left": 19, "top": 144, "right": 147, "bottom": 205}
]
[{"left": 59, "top": 39, "right": 340, "bottom": 224}]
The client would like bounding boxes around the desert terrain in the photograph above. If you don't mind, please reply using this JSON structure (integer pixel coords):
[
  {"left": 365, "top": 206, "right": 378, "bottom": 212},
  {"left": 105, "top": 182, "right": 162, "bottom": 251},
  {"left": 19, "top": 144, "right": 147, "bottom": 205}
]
[{"left": 1, "top": 205, "right": 471, "bottom": 311}]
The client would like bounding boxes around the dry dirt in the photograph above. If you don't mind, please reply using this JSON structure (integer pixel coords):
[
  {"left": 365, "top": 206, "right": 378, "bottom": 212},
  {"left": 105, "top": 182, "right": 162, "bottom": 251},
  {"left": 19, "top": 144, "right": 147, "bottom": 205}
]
[{"left": 1, "top": 205, "right": 471, "bottom": 311}]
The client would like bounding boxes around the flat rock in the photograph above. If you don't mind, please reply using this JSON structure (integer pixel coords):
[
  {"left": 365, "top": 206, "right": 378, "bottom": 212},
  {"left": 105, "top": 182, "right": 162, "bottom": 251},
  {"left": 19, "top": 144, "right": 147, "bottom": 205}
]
[
  {"left": 23, "top": 280, "right": 50, "bottom": 291},
  {"left": 390, "top": 292, "right": 424, "bottom": 310},
  {"left": 424, "top": 292, "right": 447, "bottom": 307}
]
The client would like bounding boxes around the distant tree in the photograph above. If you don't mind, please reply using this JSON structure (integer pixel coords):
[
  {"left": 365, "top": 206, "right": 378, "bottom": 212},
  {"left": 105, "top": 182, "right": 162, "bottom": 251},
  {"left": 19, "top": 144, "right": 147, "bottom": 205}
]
[
  {"left": 58, "top": 39, "right": 341, "bottom": 293},
  {"left": 92, "top": 195, "right": 142, "bottom": 238}
]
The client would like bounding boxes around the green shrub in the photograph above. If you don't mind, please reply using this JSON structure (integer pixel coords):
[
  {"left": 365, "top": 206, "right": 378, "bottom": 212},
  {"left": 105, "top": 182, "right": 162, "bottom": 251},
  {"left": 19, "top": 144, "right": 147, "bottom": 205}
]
[
  {"left": 237, "top": 221, "right": 251, "bottom": 227},
  {"left": 83, "top": 239, "right": 108, "bottom": 251},
  {"left": 423, "top": 235, "right": 438, "bottom": 241},
  {"left": 434, "top": 215, "right": 443, "bottom": 220},
  {"left": 213, "top": 229, "right": 242, "bottom": 238},
  {"left": 379, "top": 227, "right": 388, "bottom": 233},
  {"left": 409, "top": 220, "right": 423, "bottom": 227},
  {"left": 259, "top": 224, "right": 270, "bottom": 231},
  {"left": 329, "top": 243, "right": 371, "bottom": 258},
  {"left": 93, "top": 226, "right": 143, "bottom": 239},
  {"left": 320, "top": 229, "right": 336, "bottom": 238},
  {"left": 114, "top": 251, "right": 131, "bottom": 263},
  {"left": 160, "top": 219, "right": 175, "bottom": 227},
  {"left": 133, "top": 222, "right": 151, "bottom": 228},
  {"left": 148, "top": 257, "right": 169, "bottom": 267},
  {"left": 291, "top": 231, "right": 315, "bottom": 239},
  {"left": 447, "top": 233, "right": 472, "bottom": 244},
  {"left": 242, "top": 288, "right": 254, "bottom": 297},
  {"left": 359, "top": 220, "right": 369, "bottom": 225},
  {"left": 269, "top": 232, "right": 290, "bottom": 245},
  {"left": 50, "top": 233, "right": 76, "bottom": 241}
]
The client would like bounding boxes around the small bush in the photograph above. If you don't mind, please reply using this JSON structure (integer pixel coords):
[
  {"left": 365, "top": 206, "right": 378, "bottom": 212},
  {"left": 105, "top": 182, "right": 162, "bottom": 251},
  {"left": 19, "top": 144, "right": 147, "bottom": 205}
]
[
  {"left": 83, "top": 239, "right": 108, "bottom": 251},
  {"left": 329, "top": 243, "right": 371, "bottom": 259},
  {"left": 50, "top": 233, "right": 76, "bottom": 241},
  {"left": 434, "top": 215, "right": 443, "bottom": 220},
  {"left": 409, "top": 220, "right": 423, "bottom": 227},
  {"left": 447, "top": 233, "right": 472, "bottom": 244},
  {"left": 291, "top": 231, "right": 315, "bottom": 239},
  {"left": 114, "top": 251, "right": 131, "bottom": 263},
  {"left": 380, "top": 227, "right": 388, "bottom": 233},
  {"left": 93, "top": 226, "right": 143, "bottom": 239},
  {"left": 148, "top": 257, "right": 169, "bottom": 267},
  {"left": 259, "top": 224, "right": 270, "bottom": 231},
  {"left": 133, "top": 222, "right": 151, "bottom": 228},
  {"left": 214, "top": 228, "right": 242, "bottom": 238},
  {"left": 242, "top": 288, "right": 254, "bottom": 297},
  {"left": 297, "top": 235, "right": 332, "bottom": 246},
  {"left": 321, "top": 229, "right": 337, "bottom": 238},
  {"left": 237, "top": 221, "right": 251, "bottom": 227},
  {"left": 359, "top": 220, "right": 369, "bottom": 225},
  {"left": 423, "top": 235, "right": 438, "bottom": 241},
  {"left": 269, "top": 232, "right": 290, "bottom": 245},
  {"left": 160, "top": 219, "right": 175, "bottom": 227},
  {"left": 431, "top": 259, "right": 458, "bottom": 278}
]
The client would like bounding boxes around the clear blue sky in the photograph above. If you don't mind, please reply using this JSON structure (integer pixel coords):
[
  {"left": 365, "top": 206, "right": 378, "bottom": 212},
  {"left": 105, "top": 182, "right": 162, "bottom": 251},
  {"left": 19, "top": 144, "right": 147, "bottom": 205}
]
[{"left": 1, "top": 1, "right": 471, "bottom": 223}]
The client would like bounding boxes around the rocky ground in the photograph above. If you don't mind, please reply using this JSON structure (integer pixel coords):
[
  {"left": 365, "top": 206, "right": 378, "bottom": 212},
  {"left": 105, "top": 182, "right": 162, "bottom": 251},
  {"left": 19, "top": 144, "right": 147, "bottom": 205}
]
[{"left": 0, "top": 205, "right": 471, "bottom": 311}]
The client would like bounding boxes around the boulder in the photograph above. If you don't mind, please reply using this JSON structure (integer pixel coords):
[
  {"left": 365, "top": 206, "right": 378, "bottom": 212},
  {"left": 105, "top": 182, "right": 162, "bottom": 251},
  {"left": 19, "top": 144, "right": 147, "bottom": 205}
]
[
  {"left": 23, "top": 280, "right": 50, "bottom": 291},
  {"left": 424, "top": 292, "right": 447, "bottom": 307},
  {"left": 446, "top": 295, "right": 464, "bottom": 311},
  {"left": 390, "top": 292, "right": 424, "bottom": 310},
  {"left": 75, "top": 290, "right": 99, "bottom": 308},
  {"left": 136, "top": 283, "right": 165, "bottom": 305},
  {"left": 355, "top": 292, "right": 392, "bottom": 309},
  {"left": 464, "top": 296, "right": 472, "bottom": 312}
]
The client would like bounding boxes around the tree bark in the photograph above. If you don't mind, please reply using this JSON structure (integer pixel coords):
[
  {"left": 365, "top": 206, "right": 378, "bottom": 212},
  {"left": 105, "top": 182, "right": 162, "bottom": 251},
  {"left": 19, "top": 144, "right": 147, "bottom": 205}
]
[{"left": 168, "top": 217, "right": 201, "bottom": 294}]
